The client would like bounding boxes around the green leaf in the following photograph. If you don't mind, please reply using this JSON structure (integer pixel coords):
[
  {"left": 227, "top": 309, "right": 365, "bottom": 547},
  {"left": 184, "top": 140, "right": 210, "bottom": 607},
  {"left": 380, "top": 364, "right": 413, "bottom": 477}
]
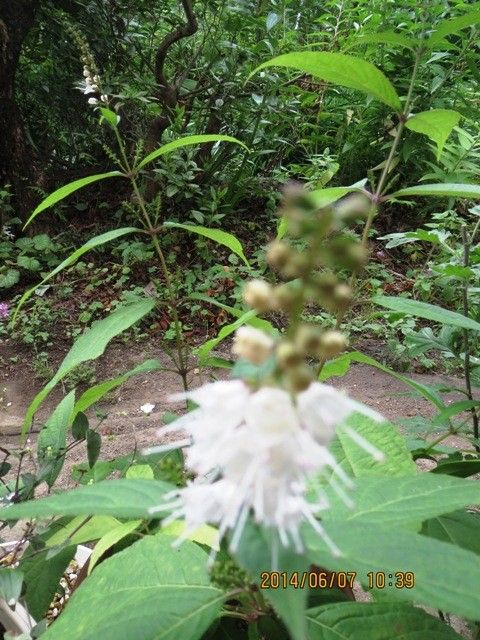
[
  {"left": 304, "top": 522, "right": 480, "bottom": 619},
  {"left": 137, "top": 134, "right": 247, "bottom": 170},
  {"left": 320, "top": 351, "right": 446, "bottom": 410},
  {"left": 24, "top": 172, "right": 123, "bottom": 228},
  {"left": 0, "top": 268, "right": 20, "bottom": 289},
  {"left": 335, "top": 414, "right": 416, "bottom": 478},
  {"left": 22, "top": 545, "right": 76, "bottom": 620},
  {"left": 162, "top": 520, "right": 219, "bottom": 550},
  {"left": 322, "top": 474, "right": 480, "bottom": 529},
  {"left": 309, "top": 182, "right": 366, "bottom": 208},
  {"left": 42, "top": 536, "right": 224, "bottom": 640},
  {"left": 88, "top": 520, "right": 142, "bottom": 574},
  {"left": 235, "top": 521, "right": 310, "bottom": 640},
  {"left": 72, "top": 412, "right": 89, "bottom": 440},
  {"left": 251, "top": 52, "right": 401, "bottom": 111},
  {"left": 428, "top": 11, "right": 480, "bottom": 47},
  {"left": 405, "top": 109, "right": 461, "bottom": 159},
  {"left": 21, "top": 300, "right": 155, "bottom": 438},
  {"left": 432, "top": 399, "right": 480, "bottom": 426},
  {"left": 164, "top": 222, "right": 250, "bottom": 267},
  {"left": 0, "top": 478, "right": 174, "bottom": 520},
  {"left": 373, "top": 295, "right": 480, "bottom": 332},
  {"left": 73, "top": 359, "right": 162, "bottom": 417},
  {"left": 390, "top": 182, "right": 480, "bottom": 200},
  {"left": 45, "top": 515, "right": 121, "bottom": 547},
  {"left": 0, "top": 568, "right": 23, "bottom": 602},
  {"left": 306, "top": 602, "right": 464, "bottom": 639},
  {"left": 99, "top": 107, "right": 120, "bottom": 128},
  {"left": 431, "top": 458, "right": 480, "bottom": 478},
  {"left": 125, "top": 464, "right": 154, "bottom": 479},
  {"left": 87, "top": 429, "right": 102, "bottom": 468},
  {"left": 345, "top": 31, "right": 416, "bottom": 51},
  {"left": 37, "top": 390, "right": 76, "bottom": 487},
  {"left": 196, "top": 309, "right": 258, "bottom": 365},
  {"left": 422, "top": 510, "right": 480, "bottom": 555},
  {"left": 17, "top": 255, "right": 41, "bottom": 271},
  {"left": 13, "top": 228, "right": 140, "bottom": 322}
]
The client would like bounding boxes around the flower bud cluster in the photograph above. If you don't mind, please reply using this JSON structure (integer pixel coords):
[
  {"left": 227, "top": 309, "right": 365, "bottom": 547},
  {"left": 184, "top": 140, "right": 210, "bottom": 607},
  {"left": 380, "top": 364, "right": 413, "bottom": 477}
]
[{"left": 65, "top": 21, "right": 108, "bottom": 106}]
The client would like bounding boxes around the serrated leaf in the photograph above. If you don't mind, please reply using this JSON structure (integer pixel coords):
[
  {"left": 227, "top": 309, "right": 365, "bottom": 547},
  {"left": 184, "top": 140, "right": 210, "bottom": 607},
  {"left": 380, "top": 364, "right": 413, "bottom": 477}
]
[
  {"left": 306, "top": 602, "right": 463, "bottom": 639},
  {"left": 42, "top": 536, "right": 224, "bottom": 640},
  {"left": 137, "top": 134, "right": 247, "bottom": 170},
  {"left": 251, "top": 52, "right": 401, "bottom": 110},
  {"left": 428, "top": 10, "right": 480, "bottom": 47},
  {"left": 17, "top": 255, "right": 41, "bottom": 271},
  {"left": 390, "top": 182, "right": 480, "bottom": 200},
  {"left": 406, "top": 109, "right": 461, "bottom": 159},
  {"left": 373, "top": 295, "right": 480, "bottom": 331},
  {"left": 0, "top": 479, "right": 174, "bottom": 520},
  {"left": 164, "top": 222, "right": 250, "bottom": 267},
  {"left": 24, "top": 172, "right": 123, "bottom": 227},
  {"left": 21, "top": 300, "right": 155, "bottom": 438},
  {"left": 0, "top": 268, "right": 20, "bottom": 289},
  {"left": 13, "top": 228, "right": 140, "bottom": 322},
  {"left": 322, "top": 473, "right": 480, "bottom": 529},
  {"left": 304, "top": 521, "right": 480, "bottom": 619},
  {"left": 335, "top": 414, "right": 416, "bottom": 477}
]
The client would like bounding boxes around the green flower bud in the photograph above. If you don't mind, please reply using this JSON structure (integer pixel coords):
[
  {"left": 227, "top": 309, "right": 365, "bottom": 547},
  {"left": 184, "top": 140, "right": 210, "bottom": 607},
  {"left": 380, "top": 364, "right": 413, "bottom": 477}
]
[{"left": 276, "top": 341, "right": 303, "bottom": 369}]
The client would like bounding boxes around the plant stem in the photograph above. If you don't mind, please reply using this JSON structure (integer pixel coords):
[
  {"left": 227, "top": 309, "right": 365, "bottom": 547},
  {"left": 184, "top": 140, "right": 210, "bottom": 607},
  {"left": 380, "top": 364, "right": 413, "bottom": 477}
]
[
  {"left": 112, "top": 127, "right": 189, "bottom": 391},
  {"left": 460, "top": 224, "right": 479, "bottom": 450}
]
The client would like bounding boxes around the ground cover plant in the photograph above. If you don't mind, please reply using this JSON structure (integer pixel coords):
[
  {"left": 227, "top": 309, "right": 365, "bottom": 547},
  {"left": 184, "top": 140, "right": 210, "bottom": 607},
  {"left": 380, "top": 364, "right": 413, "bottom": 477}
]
[{"left": 1, "top": 2, "right": 480, "bottom": 639}]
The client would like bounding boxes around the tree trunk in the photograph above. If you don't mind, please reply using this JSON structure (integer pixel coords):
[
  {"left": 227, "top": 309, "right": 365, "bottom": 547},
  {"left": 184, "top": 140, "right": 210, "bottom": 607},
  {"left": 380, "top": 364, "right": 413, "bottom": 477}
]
[{"left": 0, "top": 1, "right": 40, "bottom": 221}]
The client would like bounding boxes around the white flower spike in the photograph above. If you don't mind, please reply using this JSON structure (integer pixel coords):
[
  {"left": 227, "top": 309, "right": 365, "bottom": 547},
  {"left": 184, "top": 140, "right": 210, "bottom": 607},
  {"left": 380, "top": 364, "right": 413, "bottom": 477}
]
[{"left": 148, "top": 362, "right": 385, "bottom": 564}]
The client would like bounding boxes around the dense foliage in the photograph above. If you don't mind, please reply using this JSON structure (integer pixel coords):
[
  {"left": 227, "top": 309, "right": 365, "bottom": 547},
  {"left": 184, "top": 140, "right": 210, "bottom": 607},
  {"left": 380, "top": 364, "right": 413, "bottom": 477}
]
[{"left": 1, "top": 1, "right": 480, "bottom": 639}]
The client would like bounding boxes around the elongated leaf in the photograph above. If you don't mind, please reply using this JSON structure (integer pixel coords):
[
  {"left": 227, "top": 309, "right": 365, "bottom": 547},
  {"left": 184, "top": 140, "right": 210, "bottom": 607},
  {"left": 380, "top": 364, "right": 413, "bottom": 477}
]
[
  {"left": 373, "top": 295, "right": 480, "bottom": 331},
  {"left": 431, "top": 458, "right": 480, "bottom": 478},
  {"left": 45, "top": 515, "right": 121, "bottom": 547},
  {"left": 164, "top": 221, "right": 250, "bottom": 267},
  {"left": 422, "top": 510, "right": 480, "bottom": 555},
  {"left": 189, "top": 293, "right": 276, "bottom": 333},
  {"left": 391, "top": 182, "right": 480, "bottom": 199},
  {"left": 137, "top": 134, "right": 247, "bottom": 170},
  {"left": 322, "top": 473, "right": 480, "bottom": 529},
  {"left": 334, "top": 414, "right": 416, "bottom": 478},
  {"left": 22, "top": 545, "right": 76, "bottom": 621},
  {"left": 306, "top": 602, "right": 463, "bottom": 639},
  {"left": 428, "top": 11, "right": 480, "bottom": 47},
  {"left": 304, "top": 521, "right": 480, "bottom": 619},
  {"left": 235, "top": 521, "right": 310, "bottom": 640},
  {"left": 0, "top": 478, "right": 174, "bottom": 520},
  {"left": 42, "top": 536, "right": 224, "bottom": 640},
  {"left": 0, "top": 568, "right": 23, "bottom": 602},
  {"left": 432, "top": 399, "right": 480, "bottom": 425},
  {"left": 21, "top": 300, "right": 155, "bottom": 438},
  {"left": 406, "top": 109, "right": 461, "bottom": 159},
  {"left": 73, "top": 359, "right": 162, "bottom": 417},
  {"left": 320, "top": 350, "right": 446, "bottom": 410},
  {"left": 13, "top": 228, "right": 140, "bottom": 322},
  {"left": 24, "top": 172, "right": 123, "bottom": 227},
  {"left": 251, "top": 52, "right": 401, "bottom": 110},
  {"left": 196, "top": 309, "right": 258, "bottom": 365},
  {"left": 345, "top": 31, "right": 416, "bottom": 51},
  {"left": 310, "top": 181, "right": 366, "bottom": 208},
  {"left": 37, "top": 390, "right": 76, "bottom": 487},
  {"left": 88, "top": 520, "right": 141, "bottom": 574}
]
